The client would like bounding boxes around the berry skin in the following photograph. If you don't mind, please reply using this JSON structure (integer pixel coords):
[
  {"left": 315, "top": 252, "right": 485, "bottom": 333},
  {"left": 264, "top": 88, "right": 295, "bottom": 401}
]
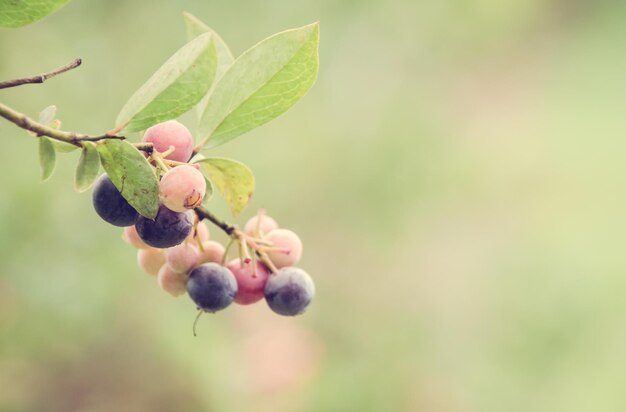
[
  {"left": 166, "top": 242, "right": 199, "bottom": 273},
  {"left": 123, "top": 226, "right": 150, "bottom": 249},
  {"left": 92, "top": 174, "right": 138, "bottom": 227},
  {"left": 244, "top": 214, "right": 279, "bottom": 237},
  {"left": 137, "top": 248, "right": 166, "bottom": 276},
  {"left": 197, "top": 240, "right": 225, "bottom": 264},
  {"left": 159, "top": 165, "right": 206, "bottom": 212},
  {"left": 142, "top": 120, "right": 194, "bottom": 162},
  {"left": 264, "top": 267, "right": 315, "bottom": 316},
  {"left": 265, "top": 229, "right": 303, "bottom": 268},
  {"left": 226, "top": 259, "right": 270, "bottom": 305},
  {"left": 135, "top": 205, "right": 193, "bottom": 248},
  {"left": 157, "top": 265, "right": 188, "bottom": 297},
  {"left": 187, "top": 263, "right": 237, "bottom": 313}
]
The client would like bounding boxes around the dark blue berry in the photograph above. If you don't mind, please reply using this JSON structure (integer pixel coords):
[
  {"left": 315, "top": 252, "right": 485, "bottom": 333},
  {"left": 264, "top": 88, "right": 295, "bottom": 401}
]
[
  {"left": 187, "top": 263, "right": 237, "bottom": 312},
  {"left": 92, "top": 174, "right": 138, "bottom": 227},
  {"left": 135, "top": 205, "right": 192, "bottom": 248},
  {"left": 264, "top": 267, "right": 315, "bottom": 316}
]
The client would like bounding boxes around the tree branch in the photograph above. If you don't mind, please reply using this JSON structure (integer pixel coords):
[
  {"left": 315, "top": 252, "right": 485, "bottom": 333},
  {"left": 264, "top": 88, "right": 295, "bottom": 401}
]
[
  {"left": 0, "top": 101, "right": 125, "bottom": 146},
  {"left": 0, "top": 58, "right": 82, "bottom": 90},
  {"left": 194, "top": 206, "right": 236, "bottom": 235}
]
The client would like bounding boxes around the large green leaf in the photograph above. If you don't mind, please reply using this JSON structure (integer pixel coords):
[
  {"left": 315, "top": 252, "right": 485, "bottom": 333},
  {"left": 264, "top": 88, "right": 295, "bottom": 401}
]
[
  {"left": 183, "top": 12, "right": 235, "bottom": 118},
  {"left": 74, "top": 142, "right": 100, "bottom": 192},
  {"left": 195, "top": 157, "right": 254, "bottom": 216},
  {"left": 197, "top": 22, "right": 319, "bottom": 149},
  {"left": 38, "top": 137, "right": 55, "bottom": 181},
  {"left": 0, "top": 0, "right": 71, "bottom": 28},
  {"left": 96, "top": 140, "right": 159, "bottom": 219},
  {"left": 115, "top": 32, "right": 217, "bottom": 133}
]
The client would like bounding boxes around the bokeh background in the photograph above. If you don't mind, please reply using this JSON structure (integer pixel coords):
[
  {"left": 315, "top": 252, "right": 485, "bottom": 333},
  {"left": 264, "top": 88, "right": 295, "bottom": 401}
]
[{"left": 1, "top": 0, "right": 626, "bottom": 411}]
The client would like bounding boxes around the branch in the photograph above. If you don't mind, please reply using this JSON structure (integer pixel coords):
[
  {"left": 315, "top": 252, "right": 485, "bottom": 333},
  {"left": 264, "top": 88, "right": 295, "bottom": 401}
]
[
  {"left": 194, "top": 206, "right": 236, "bottom": 235},
  {"left": 0, "top": 58, "right": 82, "bottom": 90},
  {"left": 0, "top": 101, "right": 125, "bottom": 147}
]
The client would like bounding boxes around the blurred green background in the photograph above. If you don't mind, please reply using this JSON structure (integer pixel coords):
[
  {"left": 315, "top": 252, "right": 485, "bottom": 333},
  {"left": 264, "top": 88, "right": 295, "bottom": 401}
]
[{"left": 2, "top": 0, "right": 626, "bottom": 411}]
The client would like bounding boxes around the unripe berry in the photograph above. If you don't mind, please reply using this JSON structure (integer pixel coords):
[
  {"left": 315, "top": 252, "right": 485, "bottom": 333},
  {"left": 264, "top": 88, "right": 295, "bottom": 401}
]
[
  {"left": 135, "top": 206, "right": 193, "bottom": 248},
  {"left": 157, "top": 265, "right": 188, "bottom": 297},
  {"left": 197, "top": 240, "right": 225, "bottom": 264},
  {"left": 123, "top": 226, "right": 150, "bottom": 249},
  {"left": 142, "top": 120, "right": 194, "bottom": 162},
  {"left": 166, "top": 242, "right": 199, "bottom": 273},
  {"left": 187, "top": 263, "right": 237, "bottom": 312},
  {"left": 265, "top": 229, "right": 303, "bottom": 268},
  {"left": 92, "top": 174, "right": 138, "bottom": 227},
  {"left": 226, "top": 259, "right": 271, "bottom": 305},
  {"left": 137, "top": 248, "right": 166, "bottom": 276},
  {"left": 264, "top": 267, "right": 315, "bottom": 316},
  {"left": 244, "top": 214, "right": 279, "bottom": 237},
  {"left": 159, "top": 165, "right": 206, "bottom": 212}
]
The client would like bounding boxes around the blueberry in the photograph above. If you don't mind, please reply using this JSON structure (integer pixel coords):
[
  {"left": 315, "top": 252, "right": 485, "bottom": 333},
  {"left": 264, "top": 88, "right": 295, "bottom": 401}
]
[
  {"left": 135, "top": 205, "right": 193, "bottom": 248},
  {"left": 264, "top": 267, "right": 315, "bottom": 316},
  {"left": 92, "top": 174, "right": 138, "bottom": 227},
  {"left": 187, "top": 263, "right": 237, "bottom": 312}
]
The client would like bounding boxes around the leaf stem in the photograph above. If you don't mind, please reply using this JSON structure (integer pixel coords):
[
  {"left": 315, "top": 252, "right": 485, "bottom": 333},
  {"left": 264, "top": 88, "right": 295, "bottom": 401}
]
[{"left": 0, "top": 58, "right": 82, "bottom": 90}]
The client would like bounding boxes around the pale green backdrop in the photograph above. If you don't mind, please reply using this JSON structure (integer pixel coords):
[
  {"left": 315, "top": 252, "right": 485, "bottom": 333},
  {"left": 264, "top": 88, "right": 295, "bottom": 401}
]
[{"left": 1, "top": 1, "right": 626, "bottom": 411}]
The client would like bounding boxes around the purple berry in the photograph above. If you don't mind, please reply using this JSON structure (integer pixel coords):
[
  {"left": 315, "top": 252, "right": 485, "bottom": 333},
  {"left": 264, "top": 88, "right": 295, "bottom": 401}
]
[
  {"left": 135, "top": 205, "right": 193, "bottom": 248},
  {"left": 264, "top": 267, "right": 315, "bottom": 316},
  {"left": 187, "top": 263, "right": 237, "bottom": 313},
  {"left": 92, "top": 174, "right": 138, "bottom": 227}
]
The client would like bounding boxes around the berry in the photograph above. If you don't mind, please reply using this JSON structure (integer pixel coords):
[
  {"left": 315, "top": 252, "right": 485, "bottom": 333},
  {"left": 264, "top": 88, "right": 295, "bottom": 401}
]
[
  {"left": 159, "top": 165, "right": 206, "bottom": 212},
  {"left": 135, "top": 205, "right": 193, "bottom": 248},
  {"left": 197, "top": 240, "right": 225, "bottom": 264},
  {"left": 264, "top": 267, "right": 315, "bottom": 316},
  {"left": 123, "top": 226, "right": 150, "bottom": 249},
  {"left": 187, "top": 263, "right": 237, "bottom": 312},
  {"left": 244, "top": 214, "right": 279, "bottom": 237},
  {"left": 157, "top": 265, "right": 188, "bottom": 297},
  {"left": 166, "top": 242, "right": 199, "bottom": 273},
  {"left": 142, "top": 120, "right": 194, "bottom": 162},
  {"left": 92, "top": 174, "right": 138, "bottom": 227},
  {"left": 265, "top": 229, "right": 303, "bottom": 268},
  {"left": 137, "top": 248, "right": 166, "bottom": 276},
  {"left": 226, "top": 259, "right": 270, "bottom": 305},
  {"left": 188, "top": 221, "right": 210, "bottom": 242}
]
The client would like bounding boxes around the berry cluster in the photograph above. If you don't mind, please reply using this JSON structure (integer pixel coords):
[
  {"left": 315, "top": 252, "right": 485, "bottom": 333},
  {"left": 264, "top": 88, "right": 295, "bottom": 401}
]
[{"left": 91, "top": 120, "right": 315, "bottom": 318}]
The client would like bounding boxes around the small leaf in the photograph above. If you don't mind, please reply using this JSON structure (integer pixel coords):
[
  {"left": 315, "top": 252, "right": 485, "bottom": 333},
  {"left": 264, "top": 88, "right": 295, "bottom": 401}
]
[
  {"left": 0, "top": 0, "right": 71, "bottom": 28},
  {"left": 96, "top": 140, "right": 159, "bottom": 219},
  {"left": 51, "top": 140, "right": 78, "bottom": 153},
  {"left": 38, "top": 105, "right": 57, "bottom": 126},
  {"left": 197, "top": 22, "right": 319, "bottom": 149},
  {"left": 74, "top": 142, "right": 100, "bottom": 192},
  {"left": 202, "top": 176, "right": 214, "bottom": 207},
  {"left": 115, "top": 32, "right": 217, "bottom": 133},
  {"left": 195, "top": 157, "right": 254, "bottom": 216},
  {"left": 38, "top": 137, "right": 56, "bottom": 181}
]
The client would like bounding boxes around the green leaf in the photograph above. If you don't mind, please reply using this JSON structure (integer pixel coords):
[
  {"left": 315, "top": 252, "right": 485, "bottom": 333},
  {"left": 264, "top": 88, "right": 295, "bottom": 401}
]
[
  {"left": 115, "top": 32, "right": 217, "bottom": 133},
  {"left": 197, "top": 22, "right": 319, "bottom": 149},
  {"left": 74, "top": 142, "right": 100, "bottom": 192},
  {"left": 96, "top": 140, "right": 159, "bottom": 219},
  {"left": 51, "top": 140, "right": 78, "bottom": 153},
  {"left": 0, "top": 0, "right": 71, "bottom": 28},
  {"left": 183, "top": 12, "right": 235, "bottom": 118},
  {"left": 38, "top": 105, "right": 57, "bottom": 126},
  {"left": 202, "top": 176, "right": 214, "bottom": 207},
  {"left": 195, "top": 157, "right": 254, "bottom": 216},
  {"left": 38, "top": 137, "right": 55, "bottom": 181}
]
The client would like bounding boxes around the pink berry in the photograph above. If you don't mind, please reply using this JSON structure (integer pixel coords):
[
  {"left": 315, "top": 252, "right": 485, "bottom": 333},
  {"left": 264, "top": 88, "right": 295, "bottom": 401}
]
[
  {"left": 188, "top": 221, "right": 210, "bottom": 242},
  {"left": 226, "top": 259, "right": 271, "bottom": 305},
  {"left": 265, "top": 229, "right": 303, "bottom": 268},
  {"left": 157, "top": 265, "right": 188, "bottom": 297},
  {"left": 197, "top": 240, "right": 225, "bottom": 264},
  {"left": 123, "top": 226, "right": 150, "bottom": 249},
  {"left": 159, "top": 165, "right": 206, "bottom": 213},
  {"left": 166, "top": 242, "right": 199, "bottom": 273},
  {"left": 137, "top": 248, "right": 166, "bottom": 276},
  {"left": 244, "top": 214, "right": 279, "bottom": 237},
  {"left": 142, "top": 120, "right": 194, "bottom": 162}
]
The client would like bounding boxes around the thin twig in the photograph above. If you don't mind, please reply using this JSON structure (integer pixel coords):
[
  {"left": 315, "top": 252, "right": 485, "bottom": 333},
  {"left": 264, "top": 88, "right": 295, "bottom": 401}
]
[
  {"left": 0, "top": 58, "right": 82, "bottom": 90},
  {"left": 194, "top": 206, "right": 236, "bottom": 235}
]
